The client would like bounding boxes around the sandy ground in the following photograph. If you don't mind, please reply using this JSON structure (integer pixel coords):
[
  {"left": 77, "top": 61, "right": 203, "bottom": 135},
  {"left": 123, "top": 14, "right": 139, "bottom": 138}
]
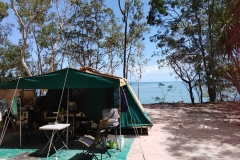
[{"left": 127, "top": 102, "right": 240, "bottom": 160}]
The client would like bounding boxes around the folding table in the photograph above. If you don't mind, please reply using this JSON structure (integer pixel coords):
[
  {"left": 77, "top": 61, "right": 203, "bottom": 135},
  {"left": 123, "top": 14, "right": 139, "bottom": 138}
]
[{"left": 39, "top": 123, "right": 70, "bottom": 158}]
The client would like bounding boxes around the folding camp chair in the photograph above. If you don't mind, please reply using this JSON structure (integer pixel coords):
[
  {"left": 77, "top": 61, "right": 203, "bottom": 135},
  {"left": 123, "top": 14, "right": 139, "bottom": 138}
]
[{"left": 76, "top": 117, "right": 111, "bottom": 160}]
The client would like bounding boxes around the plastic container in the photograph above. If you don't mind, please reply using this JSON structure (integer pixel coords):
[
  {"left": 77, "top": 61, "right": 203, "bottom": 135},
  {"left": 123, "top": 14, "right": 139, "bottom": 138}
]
[{"left": 117, "top": 136, "right": 124, "bottom": 151}]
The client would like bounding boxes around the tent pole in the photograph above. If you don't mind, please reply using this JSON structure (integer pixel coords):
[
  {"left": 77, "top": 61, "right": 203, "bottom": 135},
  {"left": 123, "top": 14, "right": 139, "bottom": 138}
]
[
  {"left": 119, "top": 87, "right": 121, "bottom": 136},
  {"left": 66, "top": 88, "right": 69, "bottom": 146}
]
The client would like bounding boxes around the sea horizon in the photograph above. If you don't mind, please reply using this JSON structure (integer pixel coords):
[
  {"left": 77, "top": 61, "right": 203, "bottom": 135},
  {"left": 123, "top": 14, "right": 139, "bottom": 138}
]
[{"left": 130, "top": 81, "right": 208, "bottom": 104}]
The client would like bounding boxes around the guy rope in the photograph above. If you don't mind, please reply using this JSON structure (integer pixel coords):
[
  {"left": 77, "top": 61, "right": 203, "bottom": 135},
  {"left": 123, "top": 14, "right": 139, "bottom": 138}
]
[
  {"left": 0, "top": 78, "right": 21, "bottom": 146},
  {"left": 46, "top": 67, "right": 69, "bottom": 159},
  {"left": 126, "top": 84, "right": 146, "bottom": 160}
]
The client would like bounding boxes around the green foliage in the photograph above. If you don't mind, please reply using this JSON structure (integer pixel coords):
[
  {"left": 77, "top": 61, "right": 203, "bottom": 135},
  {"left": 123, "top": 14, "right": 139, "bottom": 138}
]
[
  {"left": 118, "top": 0, "right": 150, "bottom": 78},
  {"left": 64, "top": 0, "right": 123, "bottom": 70},
  {"left": 155, "top": 82, "right": 174, "bottom": 102},
  {"left": 11, "top": 0, "right": 50, "bottom": 26},
  {"left": 147, "top": 0, "right": 167, "bottom": 25},
  {"left": 0, "top": 0, "right": 150, "bottom": 81},
  {"left": 147, "top": 0, "right": 240, "bottom": 102},
  {"left": 0, "top": 44, "right": 25, "bottom": 82},
  {"left": 0, "top": 1, "right": 9, "bottom": 21}
]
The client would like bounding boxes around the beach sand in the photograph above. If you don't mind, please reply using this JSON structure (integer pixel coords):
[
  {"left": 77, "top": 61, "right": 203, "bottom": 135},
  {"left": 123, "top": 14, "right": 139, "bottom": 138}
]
[{"left": 127, "top": 102, "right": 240, "bottom": 160}]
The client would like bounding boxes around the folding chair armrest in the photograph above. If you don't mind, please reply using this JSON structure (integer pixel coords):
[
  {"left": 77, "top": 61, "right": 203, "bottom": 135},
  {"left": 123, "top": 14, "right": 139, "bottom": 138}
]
[{"left": 100, "top": 129, "right": 105, "bottom": 133}]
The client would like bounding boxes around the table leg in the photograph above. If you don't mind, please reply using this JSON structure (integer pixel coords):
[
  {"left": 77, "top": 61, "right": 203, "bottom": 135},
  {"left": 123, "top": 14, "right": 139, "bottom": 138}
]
[
  {"left": 54, "top": 131, "right": 69, "bottom": 150},
  {"left": 40, "top": 130, "right": 52, "bottom": 153},
  {"left": 47, "top": 130, "right": 57, "bottom": 158},
  {"left": 40, "top": 129, "right": 69, "bottom": 159},
  {"left": 40, "top": 130, "right": 57, "bottom": 158}
]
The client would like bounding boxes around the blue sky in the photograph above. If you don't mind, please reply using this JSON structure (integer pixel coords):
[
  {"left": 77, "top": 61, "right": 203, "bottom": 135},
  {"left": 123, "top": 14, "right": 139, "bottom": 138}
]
[
  {"left": 106, "top": 0, "right": 177, "bottom": 82},
  {"left": 2, "top": 0, "right": 177, "bottom": 82}
]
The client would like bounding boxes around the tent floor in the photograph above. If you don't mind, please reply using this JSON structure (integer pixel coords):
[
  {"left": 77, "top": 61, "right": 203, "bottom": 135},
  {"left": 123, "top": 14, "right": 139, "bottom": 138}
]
[{"left": 0, "top": 126, "right": 135, "bottom": 160}]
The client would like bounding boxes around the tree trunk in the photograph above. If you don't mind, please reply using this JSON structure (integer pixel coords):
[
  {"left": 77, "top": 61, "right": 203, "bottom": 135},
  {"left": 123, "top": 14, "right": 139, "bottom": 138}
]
[
  {"left": 208, "top": 86, "right": 216, "bottom": 102},
  {"left": 21, "top": 56, "right": 32, "bottom": 77},
  {"left": 21, "top": 46, "right": 32, "bottom": 77},
  {"left": 188, "top": 83, "right": 195, "bottom": 105},
  {"left": 123, "top": 18, "right": 127, "bottom": 78},
  {"left": 138, "top": 81, "right": 140, "bottom": 100}
]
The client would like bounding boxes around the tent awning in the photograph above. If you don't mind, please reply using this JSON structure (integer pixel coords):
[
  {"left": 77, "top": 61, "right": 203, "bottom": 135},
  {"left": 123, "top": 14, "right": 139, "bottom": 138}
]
[{"left": 0, "top": 68, "right": 126, "bottom": 89}]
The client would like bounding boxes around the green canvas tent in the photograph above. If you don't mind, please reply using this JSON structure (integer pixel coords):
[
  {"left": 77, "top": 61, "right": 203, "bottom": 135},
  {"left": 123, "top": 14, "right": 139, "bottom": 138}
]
[{"left": 0, "top": 67, "right": 152, "bottom": 128}]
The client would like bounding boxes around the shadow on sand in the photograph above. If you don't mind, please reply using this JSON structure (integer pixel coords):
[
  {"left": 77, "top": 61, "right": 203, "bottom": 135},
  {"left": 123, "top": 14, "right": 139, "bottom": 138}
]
[{"left": 144, "top": 102, "right": 240, "bottom": 160}]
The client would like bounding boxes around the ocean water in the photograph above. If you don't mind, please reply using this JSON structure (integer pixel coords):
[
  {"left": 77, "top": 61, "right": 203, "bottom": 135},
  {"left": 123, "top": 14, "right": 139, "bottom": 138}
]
[{"left": 130, "top": 81, "right": 208, "bottom": 104}]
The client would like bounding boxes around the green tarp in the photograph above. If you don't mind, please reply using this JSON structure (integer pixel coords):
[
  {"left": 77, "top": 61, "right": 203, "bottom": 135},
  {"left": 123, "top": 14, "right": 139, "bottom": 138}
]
[
  {"left": 0, "top": 68, "right": 153, "bottom": 128},
  {"left": 0, "top": 68, "right": 120, "bottom": 89}
]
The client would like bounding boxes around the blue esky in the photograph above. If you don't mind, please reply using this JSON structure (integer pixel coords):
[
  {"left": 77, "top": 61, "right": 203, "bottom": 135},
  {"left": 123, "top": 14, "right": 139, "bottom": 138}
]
[{"left": 2, "top": 0, "right": 177, "bottom": 82}]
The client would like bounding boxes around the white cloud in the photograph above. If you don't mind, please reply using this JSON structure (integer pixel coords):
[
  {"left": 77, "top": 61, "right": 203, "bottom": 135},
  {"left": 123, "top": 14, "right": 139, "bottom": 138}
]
[
  {"left": 144, "top": 65, "right": 173, "bottom": 74},
  {"left": 114, "top": 64, "right": 177, "bottom": 82},
  {"left": 141, "top": 65, "right": 177, "bottom": 82},
  {"left": 144, "top": 65, "right": 159, "bottom": 74}
]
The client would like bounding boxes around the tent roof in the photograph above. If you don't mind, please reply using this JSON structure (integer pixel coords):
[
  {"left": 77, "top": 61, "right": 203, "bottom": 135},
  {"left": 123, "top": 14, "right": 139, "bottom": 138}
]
[
  {"left": 0, "top": 68, "right": 127, "bottom": 89},
  {"left": 0, "top": 67, "right": 153, "bottom": 128}
]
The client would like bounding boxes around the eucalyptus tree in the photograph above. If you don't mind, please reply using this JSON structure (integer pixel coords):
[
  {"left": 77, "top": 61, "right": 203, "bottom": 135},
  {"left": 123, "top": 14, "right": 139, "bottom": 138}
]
[
  {"left": 102, "top": 17, "right": 124, "bottom": 74},
  {"left": 129, "top": 43, "right": 149, "bottom": 100},
  {"left": 9, "top": 0, "right": 52, "bottom": 76},
  {"left": 30, "top": 0, "right": 72, "bottom": 74},
  {"left": 65, "top": 0, "right": 114, "bottom": 69},
  {"left": 147, "top": 0, "right": 227, "bottom": 102},
  {"left": 0, "top": 1, "right": 8, "bottom": 21},
  {"left": 0, "top": 45, "right": 25, "bottom": 82},
  {"left": 0, "top": 1, "right": 23, "bottom": 82},
  {"left": 167, "top": 51, "right": 200, "bottom": 104},
  {"left": 118, "top": 0, "right": 150, "bottom": 79},
  {"left": 0, "top": 1, "right": 9, "bottom": 44}
]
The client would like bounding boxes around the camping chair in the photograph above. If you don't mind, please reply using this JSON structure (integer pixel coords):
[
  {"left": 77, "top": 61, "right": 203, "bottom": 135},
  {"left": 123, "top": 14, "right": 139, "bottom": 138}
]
[{"left": 76, "top": 117, "right": 111, "bottom": 160}]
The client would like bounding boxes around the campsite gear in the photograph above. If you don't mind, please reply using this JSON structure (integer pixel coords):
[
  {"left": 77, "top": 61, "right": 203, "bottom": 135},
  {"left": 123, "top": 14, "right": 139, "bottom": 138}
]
[
  {"left": 117, "top": 136, "right": 124, "bottom": 151},
  {"left": 76, "top": 118, "right": 110, "bottom": 160},
  {"left": 0, "top": 80, "right": 21, "bottom": 147},
  {"left": 0, "top": 68, "right": 152, "bottom": 128},
  {"left": 109, "top": 140, "right": 116, "bottom": 149},
  {"left": 11, "top": 97, "right": 19, "bottom": 115},
  {"left": 0, "top": 90, "right": 20, "bottom": 107},
  {"left": 39, "top": 123, "right": 70, "bottom": 159},
  {"left": 0, "top": 67, "right": 153, "bottom": 148},
  {"left": 60, "top": 112, "right": 76, "bottom": 137},
  {"left": 102, "top": 108, "right": 119, "bottom": 126}
]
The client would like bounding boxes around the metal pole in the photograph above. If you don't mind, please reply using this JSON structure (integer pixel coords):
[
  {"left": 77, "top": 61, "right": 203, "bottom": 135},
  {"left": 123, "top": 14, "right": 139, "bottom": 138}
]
[
  {"left": 19, "top": 98, "right": 21, "bottom": 148},
  {"left": 119, "top": 87, "right": 121, "bottom": 136},
  {"left": 66, "top": 89, "right": 69, "bottom": 146}
]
